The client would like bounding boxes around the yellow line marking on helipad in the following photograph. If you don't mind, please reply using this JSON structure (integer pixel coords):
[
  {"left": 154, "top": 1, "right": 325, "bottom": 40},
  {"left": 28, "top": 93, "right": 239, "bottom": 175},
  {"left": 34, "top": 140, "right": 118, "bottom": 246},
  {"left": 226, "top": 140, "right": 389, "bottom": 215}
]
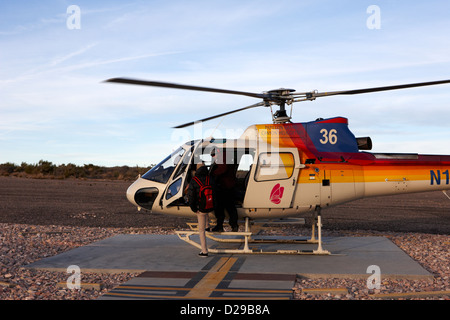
[
  {"left": 371, "top": 290, "right": 450, "bottom": 299},
  {"left": 118, "top": 285, "right": 191, "bottom": 291},
  {"left": 302, "top": 287, "right": 349, "bottom": 295},
  {"left": 215, "top": 288, "right": 292, "bottom": 294},
  {"left": 185, "top": 257, "right": 237, "bottom": 299}
]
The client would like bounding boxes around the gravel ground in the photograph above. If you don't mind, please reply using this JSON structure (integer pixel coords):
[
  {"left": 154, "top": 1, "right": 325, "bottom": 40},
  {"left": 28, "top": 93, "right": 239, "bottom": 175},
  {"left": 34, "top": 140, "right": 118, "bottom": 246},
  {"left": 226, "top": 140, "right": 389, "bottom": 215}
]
[
  {"left": 292, "top": 230, "right": 449, "bottom": 300},
  {"left": 0, "top": 176, "right": 449, "bottom": 300}
]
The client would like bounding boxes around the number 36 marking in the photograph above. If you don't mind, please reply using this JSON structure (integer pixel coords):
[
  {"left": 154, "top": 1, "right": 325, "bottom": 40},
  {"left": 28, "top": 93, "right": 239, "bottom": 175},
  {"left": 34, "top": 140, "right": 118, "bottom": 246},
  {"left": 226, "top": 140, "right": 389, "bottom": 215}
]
[{"left": 319, "top": 129, "right": 338, "bottom": 145}]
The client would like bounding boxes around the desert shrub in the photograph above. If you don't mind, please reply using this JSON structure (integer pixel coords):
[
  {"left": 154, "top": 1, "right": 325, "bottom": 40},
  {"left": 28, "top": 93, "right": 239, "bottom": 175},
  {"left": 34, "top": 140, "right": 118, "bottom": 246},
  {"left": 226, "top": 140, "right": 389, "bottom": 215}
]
[{"left": 0, "top": 161, "right": 153, "bottom": 180}]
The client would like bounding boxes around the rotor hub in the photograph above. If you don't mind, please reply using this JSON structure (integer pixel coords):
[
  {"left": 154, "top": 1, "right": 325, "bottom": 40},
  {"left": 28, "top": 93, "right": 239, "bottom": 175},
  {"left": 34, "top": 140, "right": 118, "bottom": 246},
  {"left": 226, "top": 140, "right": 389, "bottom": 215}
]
[{"left": 267, "top": 88, "right": 296, "bottom": 95}]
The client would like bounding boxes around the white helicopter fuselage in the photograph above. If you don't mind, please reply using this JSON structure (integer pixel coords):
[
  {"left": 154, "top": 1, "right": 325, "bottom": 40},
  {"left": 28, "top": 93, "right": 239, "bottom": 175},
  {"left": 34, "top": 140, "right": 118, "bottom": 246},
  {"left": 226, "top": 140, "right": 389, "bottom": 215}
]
[{"left": 126, "top": 117, "right": 450, "bottom": 221}]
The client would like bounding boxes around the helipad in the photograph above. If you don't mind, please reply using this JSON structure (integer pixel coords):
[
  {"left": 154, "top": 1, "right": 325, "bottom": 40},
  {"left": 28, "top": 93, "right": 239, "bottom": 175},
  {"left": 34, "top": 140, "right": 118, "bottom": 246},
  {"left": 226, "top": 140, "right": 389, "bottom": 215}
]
[{"left": 25, "top": 234, "right": 433, "bottom": 300}]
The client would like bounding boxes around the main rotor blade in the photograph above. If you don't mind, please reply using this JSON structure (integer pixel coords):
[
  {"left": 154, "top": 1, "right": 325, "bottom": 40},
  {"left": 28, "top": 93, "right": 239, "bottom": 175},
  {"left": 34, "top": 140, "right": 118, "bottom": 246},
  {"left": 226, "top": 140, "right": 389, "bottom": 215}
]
[
  {"left": 173, "top": 102, "right": 265, "bottom": 128},
  {"left": 314, "top": 79, "right": 450, "bottom": 98},
  {"left": 105, "top": 77, "right": 267, "bottom": 99}
]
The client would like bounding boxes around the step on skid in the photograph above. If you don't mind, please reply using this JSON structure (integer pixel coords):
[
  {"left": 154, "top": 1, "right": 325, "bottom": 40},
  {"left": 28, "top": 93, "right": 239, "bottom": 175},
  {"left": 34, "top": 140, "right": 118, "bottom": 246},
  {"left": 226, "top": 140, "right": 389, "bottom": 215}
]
[{"left": 175, "top": 216, "right": 330, "bottom": 255}]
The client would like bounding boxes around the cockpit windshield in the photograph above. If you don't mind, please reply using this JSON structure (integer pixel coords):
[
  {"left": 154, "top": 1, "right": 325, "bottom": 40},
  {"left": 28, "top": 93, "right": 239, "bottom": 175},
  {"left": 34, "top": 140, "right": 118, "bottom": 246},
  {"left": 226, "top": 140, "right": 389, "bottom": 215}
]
[{"left": 142, "top": 147, "right": 185, "bottom": 184}]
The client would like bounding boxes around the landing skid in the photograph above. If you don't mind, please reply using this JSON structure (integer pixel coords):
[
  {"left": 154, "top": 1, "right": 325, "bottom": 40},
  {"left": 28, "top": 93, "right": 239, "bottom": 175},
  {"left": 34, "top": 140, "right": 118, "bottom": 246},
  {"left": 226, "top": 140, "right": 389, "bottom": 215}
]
[{"left": 175, "top": 213, "right": 330, "bottom": 255}]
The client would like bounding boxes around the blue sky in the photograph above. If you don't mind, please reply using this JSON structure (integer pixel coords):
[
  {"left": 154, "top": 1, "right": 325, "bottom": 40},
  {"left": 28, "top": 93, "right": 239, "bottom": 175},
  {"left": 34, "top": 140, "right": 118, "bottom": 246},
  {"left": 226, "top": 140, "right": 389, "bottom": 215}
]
[{"left": 1, "top": 0, "right": 450, "bottom": 166}]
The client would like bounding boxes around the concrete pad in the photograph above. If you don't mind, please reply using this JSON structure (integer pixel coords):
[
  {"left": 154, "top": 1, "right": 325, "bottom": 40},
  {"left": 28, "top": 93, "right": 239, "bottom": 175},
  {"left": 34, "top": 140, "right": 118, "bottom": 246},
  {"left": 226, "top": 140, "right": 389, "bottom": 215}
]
[
  {"left": 25, "top": 234, "right": 433, "bottom": 300},
  {"left": 26, "top": 234, "right": 208, "bottom": 273},
  {"left": 26, "top": 234, "right": 432, "bottom": 280},
  {"left": 236, "top": 236, "right": 432, "bottom": 279}
]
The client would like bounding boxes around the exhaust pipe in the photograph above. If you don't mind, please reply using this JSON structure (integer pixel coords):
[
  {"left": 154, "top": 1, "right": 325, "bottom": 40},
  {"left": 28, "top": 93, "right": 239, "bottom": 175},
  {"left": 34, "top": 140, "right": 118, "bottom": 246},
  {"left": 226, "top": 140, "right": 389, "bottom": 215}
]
[{"left": 356, "top": 137, "right": 372, "bottom": 150}]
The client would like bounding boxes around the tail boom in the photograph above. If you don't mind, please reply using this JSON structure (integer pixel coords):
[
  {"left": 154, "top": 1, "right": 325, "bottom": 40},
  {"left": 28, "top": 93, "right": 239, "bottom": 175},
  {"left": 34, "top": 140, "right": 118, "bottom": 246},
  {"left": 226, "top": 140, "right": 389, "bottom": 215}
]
[{"left": 362, "top": 154, "right": 450, "bottom": 198}]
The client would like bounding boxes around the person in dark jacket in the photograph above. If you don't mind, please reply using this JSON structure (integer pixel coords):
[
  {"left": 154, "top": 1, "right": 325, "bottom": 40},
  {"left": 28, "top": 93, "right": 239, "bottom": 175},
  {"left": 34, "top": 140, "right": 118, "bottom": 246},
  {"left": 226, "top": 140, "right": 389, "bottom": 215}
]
[
  {"left": 187, "top": 162, "right": 210, "bottom": 257},
  {"left": 209, "top": 148, "right": 239, "bottom": 232}
]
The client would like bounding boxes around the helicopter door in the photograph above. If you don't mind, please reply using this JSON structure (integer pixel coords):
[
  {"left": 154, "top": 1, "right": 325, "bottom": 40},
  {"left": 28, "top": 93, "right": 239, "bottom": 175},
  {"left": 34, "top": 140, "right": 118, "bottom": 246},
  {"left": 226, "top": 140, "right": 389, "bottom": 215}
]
[
  {"left": 243, "top": 148, "right": 301, "bottom": 208},
  {"left": 161, "top": 145, "right": 194, "bottom": 208}
]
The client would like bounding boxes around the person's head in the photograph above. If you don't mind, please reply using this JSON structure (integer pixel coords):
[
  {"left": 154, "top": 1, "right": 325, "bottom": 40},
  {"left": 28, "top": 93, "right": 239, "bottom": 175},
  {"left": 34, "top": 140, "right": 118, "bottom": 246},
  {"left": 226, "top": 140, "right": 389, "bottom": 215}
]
[{"left": 210, "top": 147, "right": 220, "bottom": 162}]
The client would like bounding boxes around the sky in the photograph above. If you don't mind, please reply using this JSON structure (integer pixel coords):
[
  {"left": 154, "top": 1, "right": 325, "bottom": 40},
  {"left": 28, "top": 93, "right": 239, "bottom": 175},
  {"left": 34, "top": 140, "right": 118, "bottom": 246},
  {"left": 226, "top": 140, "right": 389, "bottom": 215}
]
[{"left": 1, "top": 0, "right": 450, "bottom": 167}]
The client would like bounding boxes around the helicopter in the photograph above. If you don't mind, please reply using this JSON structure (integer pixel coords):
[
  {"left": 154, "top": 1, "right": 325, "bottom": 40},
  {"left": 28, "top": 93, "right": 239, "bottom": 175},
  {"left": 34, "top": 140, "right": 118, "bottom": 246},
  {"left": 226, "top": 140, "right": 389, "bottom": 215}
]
[{"left": 105, "top": 77, "right": 450, "bottom": 254}]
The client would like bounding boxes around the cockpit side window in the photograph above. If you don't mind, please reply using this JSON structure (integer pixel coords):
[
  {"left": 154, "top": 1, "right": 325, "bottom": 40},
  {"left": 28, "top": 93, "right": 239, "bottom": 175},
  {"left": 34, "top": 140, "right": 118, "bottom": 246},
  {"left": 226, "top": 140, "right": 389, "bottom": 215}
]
[
  {"left": 173, "top": 146, "right": 193, "bottom": 179},
  {"left": 142, "top": 147, "right": 185, "bottom": 184}
]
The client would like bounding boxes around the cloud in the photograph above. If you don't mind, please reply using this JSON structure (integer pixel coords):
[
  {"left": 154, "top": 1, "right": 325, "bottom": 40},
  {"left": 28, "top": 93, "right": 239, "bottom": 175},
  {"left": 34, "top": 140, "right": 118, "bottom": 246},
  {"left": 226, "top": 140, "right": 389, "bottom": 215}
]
[
  {"left": 0, "top": 49, "right": 181, "bottom": 86},
  {"left": 49, "top": 43, "right": 98, "bottom": 67}
]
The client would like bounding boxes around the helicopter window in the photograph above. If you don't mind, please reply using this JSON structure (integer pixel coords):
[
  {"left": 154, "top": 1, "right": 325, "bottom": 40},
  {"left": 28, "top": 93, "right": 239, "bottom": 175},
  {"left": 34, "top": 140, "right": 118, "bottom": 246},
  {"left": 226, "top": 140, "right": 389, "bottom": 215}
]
[
  {"left": 142, "top": 147, "right": 185, "bottom": 184},
  {"left": 255, "top": 152, "right": 295, "bottom": 182},
  {"left": 197, "top": 153, "right": 213, "bottom": 167},
  {"left": 166, "top": 178, "right": 182, "bottom": 200},
  {"left": 173, "top": 146, "right": 193, "bottom": 179},
  {"left": 237, "top": 154, "right": 253, "bottom": 171}
]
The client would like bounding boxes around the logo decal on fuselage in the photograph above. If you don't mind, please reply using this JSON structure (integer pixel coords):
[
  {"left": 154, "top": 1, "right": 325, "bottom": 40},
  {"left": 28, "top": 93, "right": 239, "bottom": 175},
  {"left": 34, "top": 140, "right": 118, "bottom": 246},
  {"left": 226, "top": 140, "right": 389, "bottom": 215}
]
[{"left": 270, "top": 183, "right": 284, "bottom": 204}]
